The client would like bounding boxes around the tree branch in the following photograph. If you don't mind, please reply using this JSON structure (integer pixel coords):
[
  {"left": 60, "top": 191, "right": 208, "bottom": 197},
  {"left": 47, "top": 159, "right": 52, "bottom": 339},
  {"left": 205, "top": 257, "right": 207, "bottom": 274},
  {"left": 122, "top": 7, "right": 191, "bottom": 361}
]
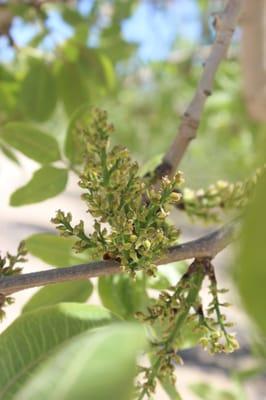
[
  {"left": 157, "top": 0, "right": 243, "bottom": 178},
  {"left": 0, "top": 222, "right": 237, "bottom": 296}
]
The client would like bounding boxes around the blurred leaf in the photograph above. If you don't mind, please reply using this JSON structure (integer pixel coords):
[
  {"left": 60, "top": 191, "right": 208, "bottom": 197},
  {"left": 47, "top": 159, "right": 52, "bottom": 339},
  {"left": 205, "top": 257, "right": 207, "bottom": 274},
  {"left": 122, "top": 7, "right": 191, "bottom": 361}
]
[
  {"left": 64, "top": 103, "right": 91, "bottom": 165},
  {"left": 0, "top": 142, "right": 20, "bottom": 164},
  {"left": 79, "top": 48, "right": 116, "bottom": 90},
  {"left": 10, "top": 166, "right": 68, "bottom": 206},
  {"left": 111, "top": 1, "right": 136, "bottom": 21},
  {"left": 20, "top": 60, "right": 57, "bottom": 121},
  {"left": 60, "top": 6, "right": 85, "bottom": 25},
  {"left": 236, "top": 172, "right": 266, "bottom": 335},
  {"left": 175, "top": 318, "right": 202, "bottom": 350},
  {"left": 61, "top": 41, "right": 79, "bottom": 62},
  {"left": 28, "top": 30, "right": 49, "bottom": 47},
  {"left": 22, "top": 281, "right": 93, "bottom": 314},
  {"left": 1, "top": 123, "right": 60, "bottom": 163},
  {"left": 14, "top": 323, "right": 146, "bottom": 400},
  {"left": 57, "top": 61, "right": 90, "bottom": 116},
  {"left": 0, "top": 81, "right": 18, "bottom": 113},
  {"left": 100, "top": 54, "right": 116, "bottom": 90},
  {"left": 148, "top": 353, "right": 181, "bottom": 399},
  {"left": 160, "top": 377, "right": 182, "bottom": 400},
  {"left": 190, "top": 383, "right": 238, "bottom": 400},
  {"left": 198, "top": 0, "right": 208, "bottom": 11},
  {"left": 100, "top": 24, "right": 137, "bottom": 62},
  {"left": 250, "top": 335, "right": 266, "bottom": 360},
  {"left": 98, "top": 274, "right": 148, "bottom": 320},
  {"left": 233, "top": 365, "right": 266, "bottom": 382},
  {"left": 0, "top": 66, "right": 20, "bottom": 114},
  {"left": 74, "top": 23, "right": 90, "bottom": 43},
  {"left": 25, "top": 233, "right": 93, "bottom": 267},
  {"left": 147, "top": 272, "right": 171, "bottom": 290},
  {"left": 0, "top": 304, "right": 117, "bottom": 399}
]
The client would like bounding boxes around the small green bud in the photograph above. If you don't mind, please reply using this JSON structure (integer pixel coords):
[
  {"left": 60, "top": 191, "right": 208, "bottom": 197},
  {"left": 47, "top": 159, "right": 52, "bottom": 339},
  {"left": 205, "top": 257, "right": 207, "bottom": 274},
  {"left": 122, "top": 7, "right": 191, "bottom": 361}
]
[
  {"left": 169, "top": 192, "right": 182, "bottom": 202},
  {"left": 130, "top": 235, "right": 137, "bottom": 242},
  {"left": 143, "top": 240, "right": 151, "bottom": 250}
]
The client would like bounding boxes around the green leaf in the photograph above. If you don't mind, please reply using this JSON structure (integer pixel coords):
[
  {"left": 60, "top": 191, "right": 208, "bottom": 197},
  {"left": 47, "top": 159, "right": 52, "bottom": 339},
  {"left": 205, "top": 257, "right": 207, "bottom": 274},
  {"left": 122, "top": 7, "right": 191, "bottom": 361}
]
[
  {"left": 1, "top": 123, "right": 60, "bottom": 163},
  {"left": 149, "top": 351, "right": 181, "bottom": 399},
  {"left": 160, "top": 377, "right": 182, "bottom": 400},
  {"left": 20, "top": 60, "right": 57, "bottom": 121},
  {"left": 99, "top": 53, "right": 116, "bottom": 90},
  {"left": 147, "top": 272, "right": 171, "bottom": 290},
  {"left": 236, "top": 172, "right": 266, "bottom": 335},
  {"left": 190, "top": 383, "right": 238, "bottom": 400},
  {"left": 98, "top": 274, "right": 148, "bottom": 320},
  {"left": 233, "top": 365, "right": 266, "bottom": 383},
  {"left": 22, "top": 281, "right": 93, "bottom": 314},
  {"left": 174, "top": 318, "right": 202, "bottom": 350},
  {"left": 64, "top": 103, "right": 92, "bottom": 165},
  {"left": 57, "top": 62, "right": 90, "bottom": 116},
  {"left": 0, "top": 142, "right": 20, "bottom": 164},
  {"left": 0, "top": 303, "right": 117, "bottom": 399},
  {"left": 25, "top": 233, "right": 93, "bottom": 267},
  {"left": 14, "top": 323, "right": 146, "bottom": 400},
  {"left": 10, "top": 166, "right": 68, "bottom": 206},
  {"left": 79, "top": 48, "right": 115, "bottom": 90},
  {"left": 61, "top": 6, "right": 85, "bottom": 25}
]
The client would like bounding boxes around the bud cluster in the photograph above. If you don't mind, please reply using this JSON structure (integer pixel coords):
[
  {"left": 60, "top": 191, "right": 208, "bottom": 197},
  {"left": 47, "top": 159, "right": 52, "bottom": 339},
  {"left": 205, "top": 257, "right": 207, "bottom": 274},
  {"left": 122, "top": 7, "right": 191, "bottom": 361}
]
[
  {"left": 52, "top": 108, "right": 182, "bottom": 276},
  {"left": 136, "top": 259, "right": 239, "bottom": 397},
  {"left": 182, "top": 164, "right": 266, "bottom": 222},
  {"left": 136, "top": 260, "right": 205, "bottom": 396},
  {"left": 0, "top": 241, "right": 27, "bottom": 320},
  {"left": 196, "top": 262, "right": 239, "bottom": 354}
]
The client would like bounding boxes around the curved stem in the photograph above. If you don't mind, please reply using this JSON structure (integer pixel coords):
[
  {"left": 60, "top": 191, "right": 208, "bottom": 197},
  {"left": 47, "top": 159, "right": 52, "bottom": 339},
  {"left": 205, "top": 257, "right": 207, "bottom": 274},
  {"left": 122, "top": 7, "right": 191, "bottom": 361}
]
[
  {"left": 0, "top": 222, "right": 237, "bottom": 296},
  {"left": 158, "top": 0, "right": 243, "bottom": 177}
]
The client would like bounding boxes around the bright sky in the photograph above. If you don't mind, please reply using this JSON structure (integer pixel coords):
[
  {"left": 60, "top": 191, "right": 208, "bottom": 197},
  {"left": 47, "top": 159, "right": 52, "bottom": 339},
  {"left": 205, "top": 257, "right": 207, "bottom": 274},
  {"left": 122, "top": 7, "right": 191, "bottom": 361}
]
[
  {"left": 122, "top": 0, "right": 201, "bottom": 60},
  {"left": 0, "top": 0, "right": 202, "bottom": 63}
]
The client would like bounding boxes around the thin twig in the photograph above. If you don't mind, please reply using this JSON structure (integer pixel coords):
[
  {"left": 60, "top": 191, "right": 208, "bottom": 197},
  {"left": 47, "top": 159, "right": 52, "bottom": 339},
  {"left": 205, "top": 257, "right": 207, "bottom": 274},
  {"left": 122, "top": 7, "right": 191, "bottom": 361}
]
[
  {"left": 0, "top": 222, "right": 237, "bottom": 296},
  {"left": 156, "top": 0, "right": 243, "bottom": 178}
]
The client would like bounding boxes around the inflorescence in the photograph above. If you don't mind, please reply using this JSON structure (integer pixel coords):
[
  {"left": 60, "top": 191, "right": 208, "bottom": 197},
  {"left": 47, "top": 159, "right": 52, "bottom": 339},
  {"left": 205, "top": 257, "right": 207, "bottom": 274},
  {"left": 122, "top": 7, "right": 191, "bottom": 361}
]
[
  {"left": 136, "top": 258, "right": 239, "bottom": 398},
  {"left": 51, "top": 108, "right": 240, "bottom": 398},
  {"left": 180, "top": 165, "right": 266, "bottom": 222},
  {"left": 0, "top": 241, "right": 27, "bottom": 320},
  {"left": 52, "top": 108, "right": 182, "bottom": 277}
]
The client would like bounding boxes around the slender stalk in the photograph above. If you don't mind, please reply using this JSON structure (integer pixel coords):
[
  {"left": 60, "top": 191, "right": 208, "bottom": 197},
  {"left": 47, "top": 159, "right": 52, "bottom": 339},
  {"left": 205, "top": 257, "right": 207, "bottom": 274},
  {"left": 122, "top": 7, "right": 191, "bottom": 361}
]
[
  {"left": 0, "top": 222, "right": 237, "bottom": 296},
  {"left": 157, "top": 0, "right": 243, "bottom": 177}
]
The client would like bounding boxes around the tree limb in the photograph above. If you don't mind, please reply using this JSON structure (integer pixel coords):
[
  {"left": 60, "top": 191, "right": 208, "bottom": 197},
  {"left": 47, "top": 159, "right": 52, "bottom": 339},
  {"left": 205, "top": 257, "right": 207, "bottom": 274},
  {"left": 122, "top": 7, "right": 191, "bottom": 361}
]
[
  {"left": 157, "top": 0, "right": 243, "bottom": 178},
  {"left": 0, "top": 222, "right": 237, "bottom": 296}
]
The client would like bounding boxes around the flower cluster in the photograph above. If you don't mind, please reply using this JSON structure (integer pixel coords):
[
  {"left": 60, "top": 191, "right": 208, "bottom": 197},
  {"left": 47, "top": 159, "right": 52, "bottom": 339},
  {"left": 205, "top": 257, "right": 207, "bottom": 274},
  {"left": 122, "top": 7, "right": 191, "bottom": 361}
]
[
  {"left": 0, "top": 241, "right": 27, "bottom": 320},
  {"left": 136, "top": 259, "right": 238, "bottom": 397},
  {"left": 52, "top": 108, "right": 182, "bottom": 276},
  {"left": 50, "top": 109, "right": 242, "bottom": 399},
  {"left": 196, "top": 261, "right": 239, "bottom": 354},
  {"left": 181, "top": 165, "right": 266, "bottom": 222},
  {"left": 136, "top": 260, "right": 205, "bottom": 397}
]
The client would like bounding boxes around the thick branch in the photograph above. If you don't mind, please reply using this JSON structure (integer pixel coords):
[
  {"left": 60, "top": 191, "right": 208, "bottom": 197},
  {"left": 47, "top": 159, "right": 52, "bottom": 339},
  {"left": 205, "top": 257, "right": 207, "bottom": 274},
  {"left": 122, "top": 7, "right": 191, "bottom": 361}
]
[
  {"left": 0, "top": 223, "right": 236, "bottom": 296},
  {"left": 159, "top": 0, "right": 243, "bottom": 177}
]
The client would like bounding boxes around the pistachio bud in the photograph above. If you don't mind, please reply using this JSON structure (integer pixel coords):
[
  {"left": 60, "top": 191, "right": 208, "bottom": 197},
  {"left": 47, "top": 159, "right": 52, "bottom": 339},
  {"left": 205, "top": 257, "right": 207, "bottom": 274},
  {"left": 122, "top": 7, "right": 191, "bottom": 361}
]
[{"left": 169, "top": 192, "right": 182, "bottom": 202}]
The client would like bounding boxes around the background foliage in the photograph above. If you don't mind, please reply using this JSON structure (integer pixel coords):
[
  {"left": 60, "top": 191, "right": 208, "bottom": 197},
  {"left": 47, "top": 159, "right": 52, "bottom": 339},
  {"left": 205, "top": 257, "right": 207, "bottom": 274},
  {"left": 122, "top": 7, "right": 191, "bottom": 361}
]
[{"left": 0, "top": 1, "right": 265, "bottom": 399}]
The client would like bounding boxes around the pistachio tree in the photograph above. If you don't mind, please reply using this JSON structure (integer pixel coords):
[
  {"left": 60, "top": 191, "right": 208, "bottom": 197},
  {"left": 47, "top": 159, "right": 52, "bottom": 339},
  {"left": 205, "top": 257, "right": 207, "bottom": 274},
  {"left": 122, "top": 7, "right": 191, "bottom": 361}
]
[{"left": 0, "top": 1, "right": 265, "bottom": 399}]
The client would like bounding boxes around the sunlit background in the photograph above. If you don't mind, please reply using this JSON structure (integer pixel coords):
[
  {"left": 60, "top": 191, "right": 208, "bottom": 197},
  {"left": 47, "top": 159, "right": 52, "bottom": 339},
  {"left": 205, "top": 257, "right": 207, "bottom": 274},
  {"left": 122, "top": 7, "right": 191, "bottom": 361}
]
[{"left": 0, "top": 1, "right": 265, "bottom": 399}]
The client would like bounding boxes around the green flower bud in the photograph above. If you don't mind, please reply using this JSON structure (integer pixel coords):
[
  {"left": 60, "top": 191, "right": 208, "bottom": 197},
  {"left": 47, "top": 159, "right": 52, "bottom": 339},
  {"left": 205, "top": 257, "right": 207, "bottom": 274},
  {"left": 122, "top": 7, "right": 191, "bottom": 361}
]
[{"left": 169, "top": 192, "right": 182, "bottom": 202}]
